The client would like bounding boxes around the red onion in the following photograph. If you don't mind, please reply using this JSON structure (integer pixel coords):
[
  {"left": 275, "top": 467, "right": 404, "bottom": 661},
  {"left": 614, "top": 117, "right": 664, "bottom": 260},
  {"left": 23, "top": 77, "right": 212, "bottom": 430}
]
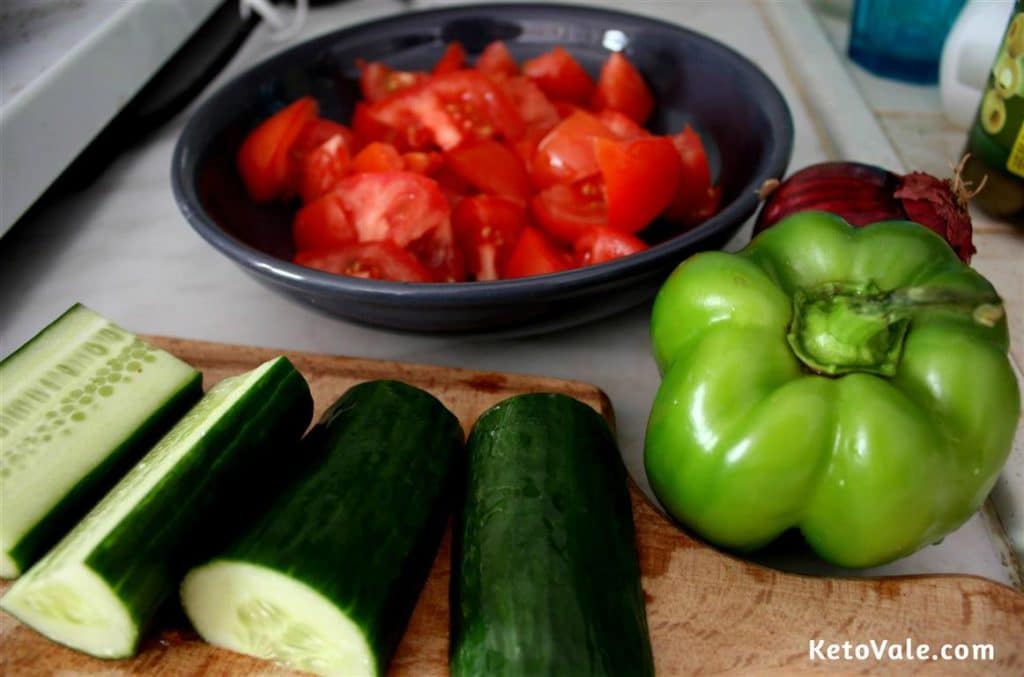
[{"left": 754, "top": 160, "right": 981, "bottom": 262}]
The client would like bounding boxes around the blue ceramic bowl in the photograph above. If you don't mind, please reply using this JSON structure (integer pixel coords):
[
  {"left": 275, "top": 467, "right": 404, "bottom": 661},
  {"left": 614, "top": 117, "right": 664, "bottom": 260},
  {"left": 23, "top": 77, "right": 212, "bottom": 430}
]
[{"left": 172, "top": 3, "right": 792, "bottom": 333}]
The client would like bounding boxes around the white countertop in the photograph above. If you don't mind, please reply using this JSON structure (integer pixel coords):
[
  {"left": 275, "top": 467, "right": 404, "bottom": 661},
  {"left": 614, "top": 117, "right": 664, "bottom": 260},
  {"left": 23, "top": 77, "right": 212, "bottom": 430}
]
[{"left": 1, "top": 0, "right": 1021, "bottom": 586}]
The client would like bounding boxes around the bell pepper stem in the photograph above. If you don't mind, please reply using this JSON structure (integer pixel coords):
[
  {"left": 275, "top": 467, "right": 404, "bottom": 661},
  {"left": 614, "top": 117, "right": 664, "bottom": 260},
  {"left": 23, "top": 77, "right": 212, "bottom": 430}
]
[{"left": 788, "top": 283, "right": 1004, "bottom": 377}]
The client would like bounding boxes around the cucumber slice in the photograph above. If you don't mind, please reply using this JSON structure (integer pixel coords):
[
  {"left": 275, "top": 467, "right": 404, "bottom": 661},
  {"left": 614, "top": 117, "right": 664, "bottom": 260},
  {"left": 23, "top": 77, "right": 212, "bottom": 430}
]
[
  {"left": 451, "top": 393, "right": 654, "bottom": 677},
  {"left": 0, "top": 356, "right": 313, "bottom": 658},
  {"left": 181, "top": 380, "right": 463, "bottom": 677},
  {"left": 1, "top": 304, "right": 201, "bottom": 579}
]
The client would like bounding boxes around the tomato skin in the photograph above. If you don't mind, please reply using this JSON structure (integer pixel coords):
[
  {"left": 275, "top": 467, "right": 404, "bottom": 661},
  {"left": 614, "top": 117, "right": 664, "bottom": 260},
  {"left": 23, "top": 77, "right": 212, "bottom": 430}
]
[
  {"left": 291, "top": 119, "right": 355, "bottom": 164},
  {"left": 523, "top": 47, "right": 595, "bottom": 104},
  {"left": 663, "top": 125, "right": 714, "bottom": 223},
  {"left": 299, "top": 135, "right": 351, "bottom": 203},
  {"left": 531, "top": 110, "right": 615, "bottom": 188},
  {"left": 237, "top": 97, "right": 318, "bottom": 202},
  {"left": 573, "top": 226, "right": 648, "bottom": 266},
  {"left": 477, "top": 40, "right": 519, "bottom": 78},
  {"left": 433, "top": 42, "right": 467, "bottom": 75},
  {"left": 594, "top": 136, "right": 680, "bottom": 233},
  {"left": 592, "top": 52, "right": 654, "bottom": 124},
  {"left": 294, "top": 242, "right": 435, "bottom": 282},
  {"left": 445, "top": 139, "right": 532, "bottom": 204},
  {"left": 332, "top": 171, "right": 451, "bottom": 247},
  {"left": 293, "top": 192, "right": 358, "bottom": 251},
  {"left": 597, "top": 109, "right": 649, "bottom": 141},
  {"left": 505, "top": 227, "right": 571, "bottom": 278},
  {"left": 453, "top": 195, "right": 528, "bottom": 280},
  {"left": 357, "top": 59, "right": 427, "bottom": 103},
  {"left": 350, "top": 142, "right": 404, "bottom": 173},
  {"left": 531, "top": 180, "right": 606, "bottom": 244},
  {"left": 499, "top": 76, "right": 560, "bottom": 133},
  {"left": 351, "top": 102, "right": 400, "bottom": 148}
]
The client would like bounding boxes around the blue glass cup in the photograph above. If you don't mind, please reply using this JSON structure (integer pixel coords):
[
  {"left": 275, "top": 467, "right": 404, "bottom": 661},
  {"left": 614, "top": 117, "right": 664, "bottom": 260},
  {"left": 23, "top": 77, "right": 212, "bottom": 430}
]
[{"left": 848, "top": 0, "right": 967, "bottom": 83}]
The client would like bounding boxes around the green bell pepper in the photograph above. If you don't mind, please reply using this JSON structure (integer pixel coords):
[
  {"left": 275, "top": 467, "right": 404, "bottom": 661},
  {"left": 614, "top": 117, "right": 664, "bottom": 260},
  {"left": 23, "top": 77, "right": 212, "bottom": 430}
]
[{"left": 645, "top": 212, "right": 1020, "bottom": 568}]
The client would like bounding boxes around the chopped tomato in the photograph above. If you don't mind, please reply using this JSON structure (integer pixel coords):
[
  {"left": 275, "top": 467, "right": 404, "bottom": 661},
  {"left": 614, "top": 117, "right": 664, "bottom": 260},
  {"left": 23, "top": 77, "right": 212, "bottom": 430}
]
[
  {"left": 531, "top": 110, "right": 615, "bottom": 188},
  {"left": 594, "top": 136, "right": 680, "bottom": 233},
  {"left": 293, "top": 192, "right": 358, "bottom": 251},
  {"left": 553, "top": 100, "right": 583, "bottom": 119},
  {"left": 294, "top": 242, "right": 435, "bottom": 282},
  {"left": 237, "top": 97, "right": 318, "bottom": 202},
  {"left": 357, "top": 60, "right": 427, "bottom": 103},
  {"left": 592, "top": 52, "right": 654, "bottom": 124},
  {"left": 408, "top": 222, "right": 466, "bottom": 282},
  {"left": 350, "top": 142, "right": 404, "bottom": 173},
  {"left": 433, "top": 42, "right": 467, "bottom": 75},
  {"left": 299, "top": 135, "right": 351, "bottom": 203},
  {"left": 511, "top": 126, "right": 548, "bottom": 175},
  {"left": 505, "top": 227, "right": 571, "bottom": 278},
  {"left": 663, "top": 125, "right": 714, "bottom": 223},
  {"left": 522, "top": 47, "right": 595, "bottom": 104},
  {"left": 573, "top": 227, "right": 648, "bottom": 266},
  {"left": 369, "top": 71, "right": 523, "bottom": 151},
  {"left": 531, "top": 180, "right": 606, "bottom": 244},
  {"left": 500, "top": 76, "right": 560, "bottom": 133},
  {"left": 685, "top": 184, "right": 723, "bottom": 226},
  {"left": 477, "top": 40, "right": 519, "bottom": 78},
  {"left": 445, "top": 139, "right": 532, "bottom": 204},
  {"left": 332, "top": 171, "right": 450, "bottom": 246},
  {"left": 291, "top": 118, "right": 355, "bottom": 163},
  {"left": 453, "top": 195, "right": 528, "bottom": 280},
  {"left": 351, "top": 102, "right": 400, "bottom": 148},
  {"left": 401, "top": 151, "right": 444, "bottom": 175},
  {"left": 597, "top": 109, "right": 649, "bottom": 141}
]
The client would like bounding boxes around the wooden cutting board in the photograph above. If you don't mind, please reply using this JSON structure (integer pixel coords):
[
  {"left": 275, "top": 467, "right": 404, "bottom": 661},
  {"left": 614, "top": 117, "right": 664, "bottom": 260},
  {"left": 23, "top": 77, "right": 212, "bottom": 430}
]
[{"left": 2, "top": 337, "right": 1022, "bottom": 675}]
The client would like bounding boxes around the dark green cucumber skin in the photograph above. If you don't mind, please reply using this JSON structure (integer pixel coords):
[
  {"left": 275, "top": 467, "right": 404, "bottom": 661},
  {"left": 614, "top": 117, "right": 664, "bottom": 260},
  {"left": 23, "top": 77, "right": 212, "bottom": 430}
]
[
  {"left": 451, "top": 393, "right": 654, "bottom": 677},
  {"left": 8, "top": 372, "right": 202, "bottom": 575},
  {"left": 207, "top": 380, "right": 463, "bottom": 675},
  {"left": 85, "top": 358, "right": 313, "bottom": 639}
]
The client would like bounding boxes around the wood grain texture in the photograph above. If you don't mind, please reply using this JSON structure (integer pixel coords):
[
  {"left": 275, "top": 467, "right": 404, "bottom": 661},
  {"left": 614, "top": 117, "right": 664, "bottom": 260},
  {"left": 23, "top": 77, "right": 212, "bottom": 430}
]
[{"left": 2, "top": 337, "right": 1022, "bottom": 675}]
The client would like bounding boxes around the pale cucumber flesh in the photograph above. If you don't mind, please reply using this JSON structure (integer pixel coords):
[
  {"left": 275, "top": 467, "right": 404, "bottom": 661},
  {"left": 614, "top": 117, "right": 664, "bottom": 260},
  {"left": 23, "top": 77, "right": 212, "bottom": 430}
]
[
  {"left": 181, "top": 561, "right": 375, "bottom": 677},
  {"left": 1, "top": 304, "right": 199, "bottom": 578},
  {"left": 0, "top": 361, "right": 274, "bottom": 658}
]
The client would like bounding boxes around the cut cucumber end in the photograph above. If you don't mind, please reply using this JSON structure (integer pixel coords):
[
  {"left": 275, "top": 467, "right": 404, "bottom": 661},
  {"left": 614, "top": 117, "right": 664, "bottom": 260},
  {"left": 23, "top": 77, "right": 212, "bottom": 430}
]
[
  {"left": 181, "top": 561, "right": 375, "bottom": 677},
  {"left": 0, "top": 563, "right": 136, "bottom": 658}
]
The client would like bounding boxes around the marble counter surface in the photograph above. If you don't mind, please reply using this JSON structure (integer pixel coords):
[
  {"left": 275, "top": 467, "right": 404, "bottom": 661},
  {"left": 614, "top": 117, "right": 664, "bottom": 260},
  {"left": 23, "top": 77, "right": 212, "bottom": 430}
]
[{"left": 1, "top": 0, "right": 1020, "bottom": 586}]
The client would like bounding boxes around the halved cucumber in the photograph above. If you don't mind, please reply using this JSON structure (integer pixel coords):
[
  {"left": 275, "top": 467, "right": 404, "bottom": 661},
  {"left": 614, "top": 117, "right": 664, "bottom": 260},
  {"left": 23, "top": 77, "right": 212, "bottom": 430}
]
[
  {"left": 1, "top": 304, "right": 201, "bottom": 579},
  {"left": 181, "top": 380, "right": 463, "bottom": 677},
  {"left": 0, "top": 356, "right": 313, "bottom": 658},
  {"left": 451, "top": 393, "right": 654, "bottom": 676}
]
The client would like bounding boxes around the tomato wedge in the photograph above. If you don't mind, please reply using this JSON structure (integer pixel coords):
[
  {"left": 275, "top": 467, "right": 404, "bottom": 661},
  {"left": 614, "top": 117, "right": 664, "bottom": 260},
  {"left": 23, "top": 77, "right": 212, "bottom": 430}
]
[
  {"left": 505, "top": 227, "right": 571, "bottom": 278},
  {"left": 453, "top": 195, "right": 528, "bottom": 280},
  {"left": 237, "top": 97, "right": 318, "bottom": 202},
  {"left": 573, "top": 226, "right": 648, "bottom": 266},
  {"left": 298, "top": 135, "right": 351, "bottom": 203},
  {"left": 597, "top": 109, "right": 649, "bottom": 141},
  {"left": 500, "top": 76, "right": 560, "bottom": 133},
  {"left": 594, "top": 136, "right": 680, "bottom": 233},
  {"left": 531, "top": 179, "right": 606, "bottom": 244},
  {"left": 523, "top": 47, "right": 595, "bottom": 104},
  {"left": 407, "top": 221, "right": 466, "bottom": 282},
  {"left": 592, "top": 52, "right": 654, "bottom": 124},
  {"left": 477, "top": 40, "right": 519, "bottom": 78},
  {"left": 293, "top": 192, "right": 358, "bottom": 251},
  {"left": 401, "top": 151, "right": 444, "bottom": 175},
  {"left": 531, "top": 110, "right": 615, "bottom": 188},
  {"left": 663, "top": 125, "right": 714, "bottom": 223},
  {"left": 350, "top": 142, "right": 404, "bottom": 173},
  {"left": 291, "top": 118, "right": 355, "bottom": 165},
  {"left": 433, "top": 42, "right": 467, "bottom": 75},
  {"left": 357, "top": 60, "right": 427, "bottom": 103},
  {"left": 331, "top": 171, "right": 450, "bottom": 246},
  {"left": 445, "top": 139, "right": 532, "bottom": 204},
  {"left": 294, "top": 242, "right": 435, "bottom": 282}
]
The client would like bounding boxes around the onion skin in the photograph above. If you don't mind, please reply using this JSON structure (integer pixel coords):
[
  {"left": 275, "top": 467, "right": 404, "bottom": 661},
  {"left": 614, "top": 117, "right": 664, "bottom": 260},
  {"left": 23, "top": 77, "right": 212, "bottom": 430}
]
[{"left": 754, "top": 162, "right": 976, "bottom": 263}]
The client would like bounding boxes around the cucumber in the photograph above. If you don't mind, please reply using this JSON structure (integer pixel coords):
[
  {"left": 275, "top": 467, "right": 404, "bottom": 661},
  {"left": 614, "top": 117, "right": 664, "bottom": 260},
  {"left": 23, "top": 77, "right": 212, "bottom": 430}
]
[
  {"left": 1, "top": 304, "right": 201, "bottom": 579},
  {"left": 451, "top": 393, "right": 654, "bottom": 677},
  {"left": 0, "top": 356, "right": 313, "bottom": 658},
  {"left": 180, "top": 380, "right": 463, "bottom": 677}
]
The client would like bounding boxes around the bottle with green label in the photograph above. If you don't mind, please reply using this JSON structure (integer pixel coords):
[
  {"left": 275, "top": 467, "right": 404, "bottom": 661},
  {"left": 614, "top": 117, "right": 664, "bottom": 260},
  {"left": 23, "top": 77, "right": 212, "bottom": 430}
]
[{"left": 961, "top": 2, "right": 1024, "bottom": 220}]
